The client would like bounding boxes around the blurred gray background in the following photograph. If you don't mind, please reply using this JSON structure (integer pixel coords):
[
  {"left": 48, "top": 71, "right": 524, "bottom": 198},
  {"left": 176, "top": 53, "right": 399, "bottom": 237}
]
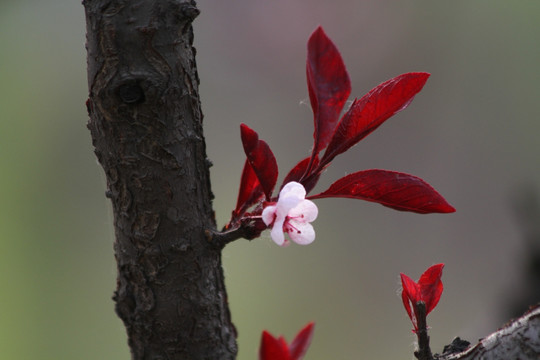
[{"left": 1, "top": 1, "right": 539, "bottom": 359}]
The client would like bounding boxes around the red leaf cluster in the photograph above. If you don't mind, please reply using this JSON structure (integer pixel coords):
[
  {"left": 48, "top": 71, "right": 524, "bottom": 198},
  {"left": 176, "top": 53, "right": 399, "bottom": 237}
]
[
  {"left": 400, "top": 264, "right": 444, "bottom": 332},
  {"left": 259, "top": 323, "right": 315, "bottom": 360},
  {"left": 229, "top": 26, "right": 454, "bottom": 230}
]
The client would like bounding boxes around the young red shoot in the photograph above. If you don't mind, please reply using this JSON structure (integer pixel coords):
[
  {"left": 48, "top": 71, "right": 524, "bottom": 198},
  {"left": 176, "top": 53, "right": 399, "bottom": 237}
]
[
  {"left": 259, "top": 322, "right": 315, "bottom": 360},
  {"left": 400, "top": 263, "right": 444, "bottom": 332}
]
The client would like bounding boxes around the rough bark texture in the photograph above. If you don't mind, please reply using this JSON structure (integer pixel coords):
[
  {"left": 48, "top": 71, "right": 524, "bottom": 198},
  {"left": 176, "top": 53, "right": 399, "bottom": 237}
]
[
  {"left": 83, "top": 1, "right": 237, "bottom": 358},
  {"left": 438, "top": 305, "right": 540, "bottom": 360}
]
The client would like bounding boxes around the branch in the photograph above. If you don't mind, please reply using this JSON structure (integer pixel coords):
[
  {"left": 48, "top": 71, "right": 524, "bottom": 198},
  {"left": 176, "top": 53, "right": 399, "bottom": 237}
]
[
  {"left": 206, "top": 227, "right": 252, "bottom": 248},
  {"left": 415, "top": 302, "right": 434, "bottom": 360},
  {"left": 208, "top": 217, "right": 268, "bottom": 248},
  {"left": 438, "top": 304, "right": 540, "bottom": 360},
  {"left": 83, "top": 1, "right": 237, "bottom": 358}
]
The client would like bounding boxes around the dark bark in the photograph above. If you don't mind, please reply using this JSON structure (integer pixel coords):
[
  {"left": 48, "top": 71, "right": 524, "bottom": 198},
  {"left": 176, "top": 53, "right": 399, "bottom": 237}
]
[
  {"left": 414, "top": 302, "right": 433, "bottom": 360},
  {"left": 83, "top": 1, "right": 237, "bottom": 358}
]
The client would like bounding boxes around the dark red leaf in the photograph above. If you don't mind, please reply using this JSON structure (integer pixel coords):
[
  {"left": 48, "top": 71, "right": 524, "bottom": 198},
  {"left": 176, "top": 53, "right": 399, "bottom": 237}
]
[
  {"left": 308, "top": 169, "right": 455, "bottom": 214},
  {"left": 400, "top": 264, "right": 445, "bottom": 332},
  {"left": 233, "top": 160, "right": 264, "bottom": 219},
  {"left": 282, "top": 156, "right": 321, "bottom": 194},
  {"left": 400, "top": 273, "right": 420, "bottom": 329},
  {"left": 283, "top": 157, "right": 310, "bottom": 185},
  {"left": 259, "top": 331, "right": 290, "bottom": 360},
  {"left": 289, "top": 322, "right": 315, "bottom": 360},
  {"left": 240, "top": 124, "right": 279, "bottom": 200},
  {"left": 306, "top": 26, "right": 351, "bottom": 160},
  {"left": 320, "top": 73, "right": 430, "bottom": 168},
  {"left": 418, "top": 263, "right": 444, "bottom": 314}
]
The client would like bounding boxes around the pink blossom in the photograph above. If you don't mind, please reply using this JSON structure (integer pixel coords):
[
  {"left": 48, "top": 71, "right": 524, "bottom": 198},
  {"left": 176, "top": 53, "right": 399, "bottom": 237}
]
[{"left": 262, "top": 182, "right": 318, "bottom": 246}]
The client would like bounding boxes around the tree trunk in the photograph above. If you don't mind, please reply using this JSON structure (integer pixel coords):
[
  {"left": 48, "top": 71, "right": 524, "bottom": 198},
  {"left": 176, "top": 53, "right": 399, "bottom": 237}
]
[{"left": 83, "top": 1, "right": 237, "bottom": 358}]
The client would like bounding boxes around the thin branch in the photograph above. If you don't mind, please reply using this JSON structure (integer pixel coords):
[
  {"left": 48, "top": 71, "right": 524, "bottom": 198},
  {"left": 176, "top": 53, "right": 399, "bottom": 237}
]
[
  {"left": 206, "top": 227, "right": 251, "bottom": 247},
  {"left": 208, "top": 219, "right": 267, "bottom": 248},
  {"left": 415, "top": 301, "right": 434, "bottom": 360}
]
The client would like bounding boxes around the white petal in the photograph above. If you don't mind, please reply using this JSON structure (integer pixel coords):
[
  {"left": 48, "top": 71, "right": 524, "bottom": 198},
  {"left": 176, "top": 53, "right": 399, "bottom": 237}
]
[
  {"left": 278, "top": 195, "right": 303, "bottom": 215},
  {"left": 288, "top": 199, "right": 318, "bottom": 222},
  {"left": 270, "top": 220, "right": 286, "bottom": 246},
  {"left": 287, "top": 220, "right": 315, "bottom": 245},
  {"left": 261, "top": 205, "right": 277, "bottom": 226},
  {"left": 265, "top": 182, "right": 310, "bottom": 247},
  {"left": 275, "top": 182, "right": 306, "bottom": 216},
  {"left": 280, "top": 181, "right": 307, "bottom": 200}
]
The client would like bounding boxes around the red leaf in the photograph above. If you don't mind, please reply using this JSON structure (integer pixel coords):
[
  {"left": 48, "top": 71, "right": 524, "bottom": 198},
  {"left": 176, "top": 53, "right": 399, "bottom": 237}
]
[
  {"left": 418, "top": 263, "right": 444, "bottom": 314},
  {"left": 289, "top": 322, "right": 315, "bottom": 360},
  {"left": 309, "top": 169, "right": 455, "bottom": 214},
  {"left": 259, "top": 331, "right": 290, "bottom": 360},
  {"left": 400, "top": 264, "right": 445, "bottom": 332},
  {"left": 306, "top": 26, "right": 351, "bottom": 161},
  {"left": 240, "top": 124, "right": 279, "bottom": 200},
  {"left": 282, "top": 156, "right": 321, "bottom": 194},
  {"left": 233, "top": 160, "right": 264, "bottom": 218},
  {"left": 320, "top": 73, "right": 430, "bottom": 168},
  {"left": 400, "top": 273, "right": 420, "bottom": 329},
  {"left": 259, "top": 323, "right": 315, "bottom": 360}
]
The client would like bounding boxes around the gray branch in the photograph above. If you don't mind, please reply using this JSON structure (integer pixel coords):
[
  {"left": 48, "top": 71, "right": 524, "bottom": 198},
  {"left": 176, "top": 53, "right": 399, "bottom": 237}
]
[{"left": 439, "top": 305, "right": 540, "bottom": 360}]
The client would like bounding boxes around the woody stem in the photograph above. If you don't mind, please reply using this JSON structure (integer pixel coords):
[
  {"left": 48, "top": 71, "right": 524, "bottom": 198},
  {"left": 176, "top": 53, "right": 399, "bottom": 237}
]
[{"left": 414, "top": 301, "right": 433, "bottom": 360}]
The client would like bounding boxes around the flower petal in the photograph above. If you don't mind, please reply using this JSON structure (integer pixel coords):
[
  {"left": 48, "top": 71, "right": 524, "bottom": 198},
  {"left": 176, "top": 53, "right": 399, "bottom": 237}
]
[
  {"left": 278, "top": 196, "right": 303, "bottom": 216},
  {"left": 287, "top": 220, "right": 315, "bottom": 245},
  {"left": 280, "top": 181, "right": 307, "bottom": 200},
  {"left": 270, "top": 216, "right": 287, "bottom": 246},
  {"left": 289, "top": 199, "right": 318, "bottom": 222},
  {"left": 276, "top": 182, "right": 307, "bottom": 218},
  {"left": 266, "top": 182, "right": 314, "bottom": 246},
  {"left": 262, "top": 205, "right": 277, "bottom": 226}
]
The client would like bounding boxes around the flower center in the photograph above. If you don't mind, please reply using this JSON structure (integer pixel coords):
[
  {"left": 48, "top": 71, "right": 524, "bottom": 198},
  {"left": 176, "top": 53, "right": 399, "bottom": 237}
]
[{"left": 284, "top": 217, "right": 303, "bottom": 234}]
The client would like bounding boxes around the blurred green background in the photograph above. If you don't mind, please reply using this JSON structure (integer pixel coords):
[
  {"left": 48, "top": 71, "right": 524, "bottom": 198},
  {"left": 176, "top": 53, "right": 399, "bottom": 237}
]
[{"left": 1, "top": 1, "right": 539, "bottom": 359}]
